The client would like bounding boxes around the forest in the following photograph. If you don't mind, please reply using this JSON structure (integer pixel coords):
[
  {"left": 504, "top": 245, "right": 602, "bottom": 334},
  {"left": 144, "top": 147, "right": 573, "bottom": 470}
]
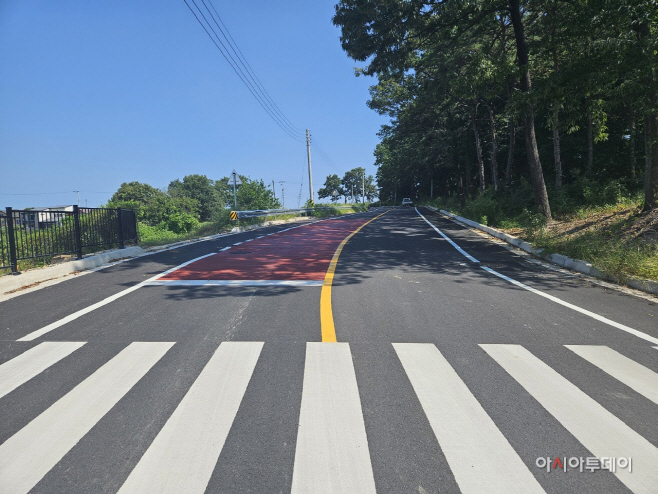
[{"left": 332, "top": 0, "right": 658, "bottom": 221}]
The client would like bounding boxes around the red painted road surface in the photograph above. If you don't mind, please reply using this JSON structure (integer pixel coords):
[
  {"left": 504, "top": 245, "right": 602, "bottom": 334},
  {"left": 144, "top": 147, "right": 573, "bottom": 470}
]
[{"left": 161, "top": 217, "right": 372, "bottom": 281}]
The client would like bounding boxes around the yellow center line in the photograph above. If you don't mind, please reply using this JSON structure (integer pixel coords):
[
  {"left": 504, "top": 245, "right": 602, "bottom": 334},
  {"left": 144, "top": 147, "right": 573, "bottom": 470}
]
[{"left": 320, "top": 210, "right": 390, "bottom": 342}]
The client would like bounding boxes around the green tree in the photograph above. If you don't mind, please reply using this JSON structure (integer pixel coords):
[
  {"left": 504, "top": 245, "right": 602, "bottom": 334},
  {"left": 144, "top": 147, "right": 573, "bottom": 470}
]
[
  {"left": 108, "top": 181, "right": 201, "bottom": 227},
  {"left": 340, "top": 167, "right": 377, "bottom": 202},
  {"left": 334, "top": 0, "right": 657, "bottom": 215},
  {"left": 141, "top": 193, "right": 200, "bottom": 226},
  {"left": 342, "top": 168, "right": 365, "bottom": 202},
  {"left": 333, "top": 0, "right": 553, "bottom": 218},
  {"left": 168, "top": 174, "right": 220, "bottom": 221},
  {"left": 233, "top": 176, "right": 280, "bottom": 211},
  {"left": 108, "top": 182, "right": 169, "bottom": 223},
  {"left": 318, "top": 174, "right": 345, "bottom": 202},
  {"left": 110, "top": 181, "right": 161, "bottom": 204}
]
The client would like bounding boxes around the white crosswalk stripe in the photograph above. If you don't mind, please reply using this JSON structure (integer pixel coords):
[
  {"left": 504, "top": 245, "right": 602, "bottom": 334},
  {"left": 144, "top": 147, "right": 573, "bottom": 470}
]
[
  {"left": 0, "top": 341, "right": 173, "bottom": 494},
  {"left": 565, "top": 345, "right": 658, "bottom": 405},
  {"left": 291, "top": 342, "right": 376, "bottom": 494},
  {"left": 119, "top": 341, "right": 263, "bottom": 494},
  {"left": 394, "top": 343, "right": 545, "bottom": 494},
  {"left": 481, "top": 344, "right": 658, "bottom": 494},
  {"left": 0, "top": 341, "right": 656, "bottom": 493},
  {"left": 0, "top": 342, "right": 85, "bottom": 399}
]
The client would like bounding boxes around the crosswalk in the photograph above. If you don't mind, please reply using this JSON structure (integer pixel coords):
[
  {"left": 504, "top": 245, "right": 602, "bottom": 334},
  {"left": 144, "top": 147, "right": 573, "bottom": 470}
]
[{"left": 0, "top": 341, "right": 656, "bottom": 493}]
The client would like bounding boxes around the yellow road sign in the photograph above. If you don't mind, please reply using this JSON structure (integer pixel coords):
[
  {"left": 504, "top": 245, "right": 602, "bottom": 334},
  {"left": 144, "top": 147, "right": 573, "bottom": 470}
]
[{"left": 229, "top": 211, "right": 238, "bottom": 220}]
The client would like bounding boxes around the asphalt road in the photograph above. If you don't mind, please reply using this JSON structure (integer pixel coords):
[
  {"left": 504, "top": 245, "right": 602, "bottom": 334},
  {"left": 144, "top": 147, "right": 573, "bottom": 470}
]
[{"left": 1, "top": 207, "right": 657, "bottom": 494}]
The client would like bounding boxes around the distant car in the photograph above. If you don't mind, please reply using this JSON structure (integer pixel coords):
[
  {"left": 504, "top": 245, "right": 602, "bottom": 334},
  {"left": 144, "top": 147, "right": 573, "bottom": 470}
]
[{"left": 402, "top": 198, "right": 413, "bottom": 207}]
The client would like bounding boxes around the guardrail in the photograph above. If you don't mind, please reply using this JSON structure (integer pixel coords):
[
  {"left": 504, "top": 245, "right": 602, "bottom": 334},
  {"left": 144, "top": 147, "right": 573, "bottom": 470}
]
[
  {"left": 1, "top": 206, "right": 138, "bottom": 273},
  {"left": 228, "top": 205, "right": 358, "bottom": 220},
  {"left": 229, "top": 208, "right": 311, "bottom": 220}
]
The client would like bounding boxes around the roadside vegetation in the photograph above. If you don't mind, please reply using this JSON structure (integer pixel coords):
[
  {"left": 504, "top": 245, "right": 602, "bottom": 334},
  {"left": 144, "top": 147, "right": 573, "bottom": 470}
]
[
  {"left": 308, "top": 202, "right": 369, "bottom": 218},
  {"left": 0, "top": 175, "right": 371, "bottom": 277},
  {"left": 331, "top": 1, "right": 658, "bottom": 284},
  {"left": 317, "top": 167, "right": 377, "bottom": 204},
  {"left": 107, "top": 176, "right": 369, "bottom": 248},
  {"left": 106, "top": 174, "right": 276, "bottom": 247},
  {"left": 430, "top": 176, "right": 658, "bottom": 282}
]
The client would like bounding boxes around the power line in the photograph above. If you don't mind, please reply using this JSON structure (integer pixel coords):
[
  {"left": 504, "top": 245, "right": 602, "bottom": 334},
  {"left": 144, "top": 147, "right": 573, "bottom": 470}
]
[
  {"left": 183, "top": 0, "right": 304, "bottom": 142},
  {"left": 185, "top": 0, "right": 302, "bottom": 141},
  {"left": 204, "top": 0, "right": 303, "bottom": 136},
  {"left": 183, "top": 1, "right": 353, "bottom": 188},
  {"left": 310, "top": 135, "right": 344, "bottom": 174},
  {"left": 197, "top": 0, "right": 301, "bottom": 138},
  {"left": 312, "top": 144, "right": 341, "bottom": 171}
]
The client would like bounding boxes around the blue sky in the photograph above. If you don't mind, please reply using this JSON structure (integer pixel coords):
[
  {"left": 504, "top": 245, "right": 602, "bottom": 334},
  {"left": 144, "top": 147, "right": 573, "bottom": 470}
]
[{"left": 0, "top": 1, "right": 385, "bottom": 209}]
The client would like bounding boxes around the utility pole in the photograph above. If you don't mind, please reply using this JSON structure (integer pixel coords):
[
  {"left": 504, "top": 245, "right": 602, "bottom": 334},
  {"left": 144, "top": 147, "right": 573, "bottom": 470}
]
[
  {"left": 362, "top": 171, "right": 365, "bottom": 203},
  {"left": 272, "top": 180, "right": 276, "bottom": 199},
  {"left": 73, "top": 190, "right": 80, "bottom": 205},
  {"left": 306, "top": 129, "right": 314, "bottom": 204},
  {"left": 279, "top": 181, "right": 285, "bottom": 209}
]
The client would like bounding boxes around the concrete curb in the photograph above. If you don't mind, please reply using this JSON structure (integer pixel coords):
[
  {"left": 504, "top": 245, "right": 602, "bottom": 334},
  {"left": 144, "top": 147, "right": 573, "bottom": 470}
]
[
  {"left": 0, "top": 246, "right": 145, "bottom": 294},
  {"left": 426, "top": 206, "right": 658, "bottom": 295}
]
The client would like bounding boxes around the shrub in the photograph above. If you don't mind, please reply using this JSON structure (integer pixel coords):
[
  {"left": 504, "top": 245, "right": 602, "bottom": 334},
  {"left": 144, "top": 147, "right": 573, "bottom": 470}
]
[
  {"left": 212, "top": 208, "right": 231, "bottom": 229},
  {"left": 517, "top": 208, "right": 548, "bottom": 238},
  {"left": 166, "top": 212, "right": 199, "bottom": 234},
  {"left": 463, "top": 192, "right": 500, "bottom": 226}
]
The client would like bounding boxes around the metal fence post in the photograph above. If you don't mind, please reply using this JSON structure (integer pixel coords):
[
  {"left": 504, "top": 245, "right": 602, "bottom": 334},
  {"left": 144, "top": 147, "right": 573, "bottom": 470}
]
[
  {"left": 6, "top": 207, "right": 19, "bottom": 274},
  {"left": 117, "top": 208, "right": 125, "bottom": 249},
  {"left": 73, "top": 205, "right": 83, "bottom": 259}
]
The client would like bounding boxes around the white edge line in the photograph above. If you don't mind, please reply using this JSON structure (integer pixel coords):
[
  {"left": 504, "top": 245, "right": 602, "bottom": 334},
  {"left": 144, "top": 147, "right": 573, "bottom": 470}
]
[
  {"left": 481, "top": 266, "right": 658, "bottom": 345},
  {"left": 16, "top": 253, "right": 217, "bottom": 342},
  {"left": 415, "top": 208, "right": 480, "bottom": 263},
  {"left": 416, "top": 207, "right": 658, "bottom": 346}
]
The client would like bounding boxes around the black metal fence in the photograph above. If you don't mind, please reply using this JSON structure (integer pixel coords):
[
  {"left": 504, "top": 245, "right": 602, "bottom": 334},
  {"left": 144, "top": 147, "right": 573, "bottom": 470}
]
[{"left": 0, "top": 206, "right": 138, "bottom": 273}]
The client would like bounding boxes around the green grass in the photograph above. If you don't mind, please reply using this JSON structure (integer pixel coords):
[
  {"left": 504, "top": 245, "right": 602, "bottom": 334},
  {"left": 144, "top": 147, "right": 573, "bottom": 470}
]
[
  {"left": 310, "top": 204, "right": 364, "bottom": 217},
  {"left": 138, "top": 221, "right": 230, "bottom": 247},
  {"left": 530, "top": 206, "right": 658, "bottom": 282},
  {"left": 425, "top": 188, "right": 657, "bottom": 283},
  {"left": 535, "top": 230, "right": 657, "bottom": 282}
]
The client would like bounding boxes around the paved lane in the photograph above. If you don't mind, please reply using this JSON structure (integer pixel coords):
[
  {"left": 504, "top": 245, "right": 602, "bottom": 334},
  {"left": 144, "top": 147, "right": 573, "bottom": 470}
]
[
  {"left": 334, "top": 207, "right": 658, "bottom": 493},
  {"left": 0, "top": 208, "right": 656, "bottom": 493},
  {"left": 157, "top": 217, "right": 375, "bottom": 283}
]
